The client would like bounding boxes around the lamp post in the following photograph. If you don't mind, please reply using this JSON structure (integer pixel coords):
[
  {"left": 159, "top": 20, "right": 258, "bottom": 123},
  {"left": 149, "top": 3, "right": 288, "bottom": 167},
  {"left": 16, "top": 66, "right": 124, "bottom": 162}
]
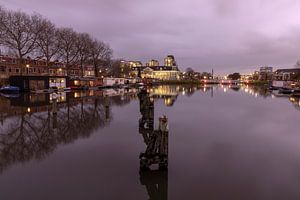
[{"left": 26, "top": 64, "right": 30, "bottom": 75}]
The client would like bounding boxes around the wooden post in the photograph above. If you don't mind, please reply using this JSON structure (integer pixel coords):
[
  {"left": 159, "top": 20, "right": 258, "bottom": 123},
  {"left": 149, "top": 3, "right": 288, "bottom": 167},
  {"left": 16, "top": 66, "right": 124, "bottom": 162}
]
[{"left": 105, "top": 95, "right": 110, "bottom": 121}]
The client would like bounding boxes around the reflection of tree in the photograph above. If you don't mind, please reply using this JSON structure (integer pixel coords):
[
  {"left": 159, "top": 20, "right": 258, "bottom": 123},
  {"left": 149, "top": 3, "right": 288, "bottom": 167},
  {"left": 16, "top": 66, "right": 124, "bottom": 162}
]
[{"left": 0, "top": 97, "right": 111, "bottom": 174}]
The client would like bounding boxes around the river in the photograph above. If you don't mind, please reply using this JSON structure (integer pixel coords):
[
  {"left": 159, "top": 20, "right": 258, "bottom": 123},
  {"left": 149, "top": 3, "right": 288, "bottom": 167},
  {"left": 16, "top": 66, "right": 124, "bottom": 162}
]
[{"left": 0, "top": 85, "right": 300, "bottom": 200}]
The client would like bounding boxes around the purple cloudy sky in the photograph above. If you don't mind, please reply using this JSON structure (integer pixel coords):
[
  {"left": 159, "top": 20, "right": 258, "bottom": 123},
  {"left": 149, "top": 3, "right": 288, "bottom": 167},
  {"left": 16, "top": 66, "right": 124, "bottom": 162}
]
[{"left": 2, "top": 0, "right": 300, "bottom": 74}]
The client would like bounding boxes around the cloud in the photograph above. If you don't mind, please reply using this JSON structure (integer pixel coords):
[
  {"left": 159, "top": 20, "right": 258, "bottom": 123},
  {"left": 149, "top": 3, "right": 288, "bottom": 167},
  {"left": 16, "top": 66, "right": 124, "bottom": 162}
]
[{"left": 2, "top": 0, "right": 300, "bottom": 74}]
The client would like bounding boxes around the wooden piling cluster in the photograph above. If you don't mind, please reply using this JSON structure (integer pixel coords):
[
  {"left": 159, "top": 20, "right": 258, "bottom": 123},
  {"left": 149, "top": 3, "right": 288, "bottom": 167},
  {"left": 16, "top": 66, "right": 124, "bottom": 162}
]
[{"left": 138, "top": 89, "right": 168, "bottom": 170}]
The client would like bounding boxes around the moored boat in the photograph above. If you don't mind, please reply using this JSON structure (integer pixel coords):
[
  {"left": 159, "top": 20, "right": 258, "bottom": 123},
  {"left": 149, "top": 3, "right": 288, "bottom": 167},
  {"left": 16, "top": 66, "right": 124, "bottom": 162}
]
[
  {"left": 279, "top": 88, "right": 294, "bottom": 94},
  {"left": 292, "top": 89, "right": 300, "bottom": 97},
  {"left": 0, "top": 85, "right": 20, "bottom": 94}
]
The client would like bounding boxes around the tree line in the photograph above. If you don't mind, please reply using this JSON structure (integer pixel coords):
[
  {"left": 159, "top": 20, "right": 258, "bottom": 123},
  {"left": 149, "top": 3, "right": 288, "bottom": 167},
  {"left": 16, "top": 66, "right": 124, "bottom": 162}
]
[{"left": 0, "top": 6, "right": 113, "bottom": 77}]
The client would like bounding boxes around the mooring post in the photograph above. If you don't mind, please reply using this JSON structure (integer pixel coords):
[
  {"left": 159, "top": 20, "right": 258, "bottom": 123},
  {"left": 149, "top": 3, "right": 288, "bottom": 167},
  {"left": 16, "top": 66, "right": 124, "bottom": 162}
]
[
  {"left": 158, "top": 115, "right": 168, "bottom": 157},
  {"left": 52, "top": 93, "right": 58, "bottom": 115},
  {"left": 104, "top": 95, "right": 110, "bottom": 120}
]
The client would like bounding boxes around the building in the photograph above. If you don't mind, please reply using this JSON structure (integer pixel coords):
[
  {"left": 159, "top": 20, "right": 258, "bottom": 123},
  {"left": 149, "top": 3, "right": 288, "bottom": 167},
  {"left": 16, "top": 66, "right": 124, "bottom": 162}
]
[
  {"left": 130, "top": 55, "right": 181, "bottom": 80},
  {"left": 0, "top": 55, "right": 96, "bottom": 87},
  {"left": 164, "top": 55, "right": 177, "bottom": 67},
  {"left": 9, "top": 75, "right": 69, "bottom": 92},
  {"left": 273, "top": 68, "right": 300, "bottom": 81},
  {"left": 146, "top": 60, "right": 159, "bottom": 67},
  {"left": 141, "top": 66, "right": 180, "bottom": 80},
  {"left": 259, "top": 66, "right": 273, "bottom": 81},
  {"left": 128, "top": 61, "right": 143, "bottom": 68}
]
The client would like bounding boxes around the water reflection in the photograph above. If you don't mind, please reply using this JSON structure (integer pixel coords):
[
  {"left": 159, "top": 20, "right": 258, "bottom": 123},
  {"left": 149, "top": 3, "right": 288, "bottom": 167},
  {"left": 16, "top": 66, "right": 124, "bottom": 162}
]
[
  {"left": 1, "top": 84, "right": 300, "bottom": 199},
  {"left": 0, "top": 90, "right": 137, "bottom": 174},
  {"left": 138, "top": 88, "right": 168, "bottom": 200}
]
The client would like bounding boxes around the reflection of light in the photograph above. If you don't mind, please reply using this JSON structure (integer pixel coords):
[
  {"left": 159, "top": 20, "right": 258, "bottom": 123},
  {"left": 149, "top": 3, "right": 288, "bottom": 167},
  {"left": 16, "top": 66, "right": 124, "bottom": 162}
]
[
  {"left": 203, "top": 87, "right": 207, "bottom": 92},
  {"left": 182, "top": 91, "right": 186, "bottom": 95},
  {"left": 27, "top": 107, "right": 31, "bottom": 113},
  {"left": 74, "top": 92, "right": 80, "bottom": 98},
  {"left": 164, "top": 98, "right": 173, "bottom": 106},
  {"left": 271, "top": 94, "right": 275, "bottom": 99},
  {"left": 290, "top": 97, "right": 295, "bottom": 102},
  {"left": 223, "top": 88, "right": 227, "bottom": 93},
  {"left": 245, "top": 88, "right": 249, "bottom": 93}
]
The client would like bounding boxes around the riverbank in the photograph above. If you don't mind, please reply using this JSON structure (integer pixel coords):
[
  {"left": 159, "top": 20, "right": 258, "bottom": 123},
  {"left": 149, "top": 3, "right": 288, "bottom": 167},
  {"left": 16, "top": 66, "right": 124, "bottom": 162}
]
[{"left": 159, "top": 80, "right": 202, "bottom": 85}]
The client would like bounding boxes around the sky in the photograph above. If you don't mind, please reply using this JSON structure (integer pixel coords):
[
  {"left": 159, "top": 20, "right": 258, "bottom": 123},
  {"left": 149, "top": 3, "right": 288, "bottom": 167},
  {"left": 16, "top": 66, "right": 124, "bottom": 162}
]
[{"left": 1, "top": 0, "right": 300, "bottom": 75}]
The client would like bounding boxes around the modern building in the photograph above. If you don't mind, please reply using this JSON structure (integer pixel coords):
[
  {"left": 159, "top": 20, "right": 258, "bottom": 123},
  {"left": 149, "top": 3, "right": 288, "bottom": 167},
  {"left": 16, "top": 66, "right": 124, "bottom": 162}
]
[{"left": 259, "top": 66, "right": 273, "bottom": 81}]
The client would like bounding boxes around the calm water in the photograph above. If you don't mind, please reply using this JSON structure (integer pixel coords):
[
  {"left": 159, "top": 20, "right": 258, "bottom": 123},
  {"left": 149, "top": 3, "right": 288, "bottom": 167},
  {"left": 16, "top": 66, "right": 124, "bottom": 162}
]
[{"left": 1, "top": 85, "right": 300, "bottom": 200}]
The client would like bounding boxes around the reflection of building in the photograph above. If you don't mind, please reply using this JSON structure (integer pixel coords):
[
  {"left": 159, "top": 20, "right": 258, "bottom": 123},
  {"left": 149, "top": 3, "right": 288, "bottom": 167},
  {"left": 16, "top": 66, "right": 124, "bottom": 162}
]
[
  {"left": 138, "top": 89, "right": 168, "bottom": 170},
  {"left": 0, "top": 93, "right": 114, "bottom": 174},
  {"left": 289, "top": 96, "right": 300, "bottom": 108},
  {"left": 137, "top": 88, "right": 169, "bottom": 200}
]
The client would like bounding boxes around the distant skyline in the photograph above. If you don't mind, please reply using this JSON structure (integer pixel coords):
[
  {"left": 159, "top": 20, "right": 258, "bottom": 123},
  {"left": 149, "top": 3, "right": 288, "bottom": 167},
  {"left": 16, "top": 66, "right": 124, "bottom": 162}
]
[{"left": 2, "top": 0, "right": 300, "bottom": 75}]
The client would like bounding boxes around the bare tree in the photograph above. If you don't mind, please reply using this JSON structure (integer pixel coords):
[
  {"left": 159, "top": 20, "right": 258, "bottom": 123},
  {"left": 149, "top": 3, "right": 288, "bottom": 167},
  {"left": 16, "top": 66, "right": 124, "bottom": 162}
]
[
  {"left": 57, "top": 27, "right": 79, "bottom": 76},
  {"left": 90, "top": 40, "right": 112, "bottom": 77},
  {"left": 0, "top": 7, "right": 114, "bottom": 78},
  {"left": 0, "top": 6, "right": 5, "bottom": 44},
  {"left": 0, "top": 9, "right": 42, "bottom": 74},
  {"left": 35, "top": 16, "right": 60, "bottom": 70},
  {"left": 75, "top": 33, "right": 93, "bottom": 76}
]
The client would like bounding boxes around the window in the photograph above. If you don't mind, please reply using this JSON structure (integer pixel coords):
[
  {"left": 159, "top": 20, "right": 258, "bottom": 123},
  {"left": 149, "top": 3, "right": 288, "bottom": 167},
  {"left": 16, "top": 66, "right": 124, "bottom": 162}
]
[
  {"left": 8, "top": 68, "right": 12, "bottom": 72},
  {"left": 16, "top": 68, "right": 20, "bottom": 73},
  {"left": 0, "top": 66, "right": 5, "bottom": 72}
]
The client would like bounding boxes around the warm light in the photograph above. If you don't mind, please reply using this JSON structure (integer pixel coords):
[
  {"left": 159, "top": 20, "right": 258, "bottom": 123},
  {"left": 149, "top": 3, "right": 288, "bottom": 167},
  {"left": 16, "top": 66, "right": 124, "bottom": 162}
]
[
  {"left": 27, "top": 107, "right": 31, "bottom": 113},
  {"left": 59, "top": 68, "right": 62, "bottom": 71},
  {"left": 74, "top": 92, "right": 80, "bottom": 98},
  {"left": 26, "top": 64, "right": 30, "bottom": 68}
]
